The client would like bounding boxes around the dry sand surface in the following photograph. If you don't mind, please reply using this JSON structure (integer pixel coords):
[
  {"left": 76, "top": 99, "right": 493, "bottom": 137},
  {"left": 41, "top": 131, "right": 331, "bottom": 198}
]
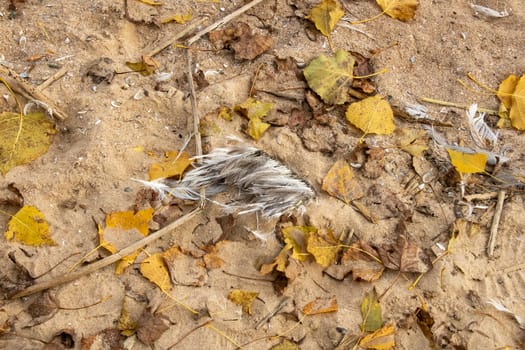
[{"left": 1, "top": 0, "right": 524, "bottom": 349}]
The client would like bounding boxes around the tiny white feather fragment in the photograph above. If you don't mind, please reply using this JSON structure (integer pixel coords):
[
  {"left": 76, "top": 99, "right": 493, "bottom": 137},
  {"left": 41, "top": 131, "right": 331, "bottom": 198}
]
[
  {"left": 470, "top": 4, "right": 509, "bottom": 18},
  {"left": 466, "top": 103, "right": 498, "bottom": 148}
]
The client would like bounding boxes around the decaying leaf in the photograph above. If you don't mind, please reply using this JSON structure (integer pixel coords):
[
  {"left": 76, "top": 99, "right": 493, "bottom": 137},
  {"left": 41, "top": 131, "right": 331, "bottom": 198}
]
[
  {"left": 161, "top": 12, "right": 192, "bottom": 24},
  {"left": 209, "top": 22, "right": 273, "bottom": 60},
  {"left": 397, "top": 128, "right": 429, "bottom": 157},
  {"left": 228, "top": 289, "right": 259, "bottom": 315},
  {"left": 376, "top": 0, "right": 418, "bottom": 21},
  {"left": 81, "top": 328, "right": 122, "bottom": 350},
  {"left": 304, "top": 49, "right": 355, "bottom": 105},
  {"left": 148, "top": 150, "right": 192, "bottom": 180},
  {"left": 358, "top": 322, "right": 395, "bottom": 349},
  {"left": 345, "top": 95, "right": 396, "bottom": 135},
  {"left": 271, "top": 339, "right": 299, "bottom": 350},
  {"left": 341, "top": 241, "right": 384, "bottom": 281},
  {"left": 322, "top": 159, "right": 364, "bottom": 204},
  {"left": 162, "top": 246, "right": 207, "bottom": 286},
  {"left": 282, "top": 226, "right": 316, "bottom": 262},
  {"left": 260, "top": 245, "right": 291, "bottom": 275},
  {"left": 0, "top": 111, "right": 56, "bottom": 175},
  {"left": 302, "top": 296, "right": 338, "bottom": 315},
  {"left": 125, "top": 56, "right": 159, "bottom": 76},
  {"left": 308, "top": 0, "right": 345, "bottom": 37},
  {"left": 136, "top": 309, "right": 168, "bottom": 346},
  {"left": 306, "top": 228, "right": 340, "bottom": 267},
  {"left": 446, "top": 148, "right": 487, "bottom": 174},
  {"left": 234, "top": 97, "right": 273, "bottom": 140},
  {"left": 415, "top": 307, "right": 436, "bottom": 348},
  {"left": 140, "top": 252, "right": 172, "bottom": 291},
  {"left": 117, "top": 300, "right": 137, "bottom": 336},
  {"left": 361, "top": 289, "right": 383, "bottom": 332},
  {"left": 5, "top": 205, "right": 56, "bottom": 246}
]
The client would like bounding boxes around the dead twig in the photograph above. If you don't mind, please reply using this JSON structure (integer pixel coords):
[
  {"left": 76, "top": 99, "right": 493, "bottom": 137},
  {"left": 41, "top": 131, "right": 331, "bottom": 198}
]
[
  {"left": 487, "top": 190, "right": 506, "bottom": 257},
  {"left": 37, "top": 66, "right": 68, "bottom": 91},
  {"left": 255, "top": 297, "right": 290, "bottom": 329},
  {"left": 11, "top": 208, "right": 202, "bottom": 299}
]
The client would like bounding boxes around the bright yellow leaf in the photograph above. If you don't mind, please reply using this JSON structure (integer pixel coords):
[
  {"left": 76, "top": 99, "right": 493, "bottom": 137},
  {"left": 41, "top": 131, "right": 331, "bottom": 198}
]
[
  {"left": 446, "top": 149, "right": 487, "bottom": 174},
  {"left": 282, "top": 226, "right": 316, "bottom": 262},
  {"left": 302, "top": 296, "right": 338, "bottom": 315},
  {"left": 140, "top": 252, "right": 172, "bottom": 291},
  {"left": 234, "top": 97, "right": 273, "bottom": 141},
  {"left": 0, "top": 111, "right": 56, "bottom": 175},
  {"left": 361, "top": 289, "right": 382, "bottom": 332},
  {"left": 322, "top": 159, "right": 363, "bottom": 204},
  {"left": 105, "top": 208, "right": 153, "bottom": 236},
  {"left": 397, "top": 128, "right": 429, "bottom": 156},
  {"left": 376, "top": 0, "right": 418, "bottom": 21},
  {"left": 497, "top": 74, "right": 519, "bottom": 110},
  {"left": 509, "top": 75, "right": 525, "bottom": 130},
  {"left": 306, "top": 229, "right": 340, "bottom": 267},
  {"left": 4, "top": 205, "right": 56, "bottom": 246},
  {"left": 345, "top": 95, "right": 395, "bottom": 135},
  {"left": 247, "top": 116, "right": 271, "bottom": 141},
  {"left": 308, "top": 0, "right": 345, "bottom": 37},
  {"left": 304, "top": 50, "right": 355, "bottom": 105},
  {"left": 148, "top": 150, "right": 192, "bottom": 180},
  {"left": 359, "top": 323, "right": 395, "bottom": 350},
  {"left": 125, "top": 56, "right": 159, "bottom": 76},
  {"left": 161, "top": 12, "right": 192, "bottom": 24},
  {"left": 228, "top": 289, "right": 259, "bottom": 315}
]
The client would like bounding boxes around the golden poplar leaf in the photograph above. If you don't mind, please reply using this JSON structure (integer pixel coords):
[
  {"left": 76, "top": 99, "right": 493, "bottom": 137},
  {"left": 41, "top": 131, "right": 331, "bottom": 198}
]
[
  {"left": 0, "top": 111, "right": 56, "bottom": 175},
  {"left": 106, "top": 208, "right": 153, "bottom": 236},
  {"left": 376, "top": 0, "right": 418, "bottom": 21},
  {"left": 140, "top": 252, "right": 172, "bottom": 291},
  {"left": 148, "top": 151, "right": 192, "bottom": 180},
  {"left": 397, "top": 128, "right": 429, "bottom": 156},
  {"left": 306, "top": 229, "right": 340, "bottom": 267},
  {"left": 509, "top": 75, "right": 525, "bottom": 130},
  {"left": 302, "top": 296, "right": 338, "bottom": 315},
  {"left": 308, "top": 0, "right": 345, "bottom": 37},
  {"left": 358, "top": 323, "right": 395, "bottom": 350},
  {"left": 345, "top": 95, "right": 395, "bottom": 135},
  {"left": 228, "top": 289, "right": 259, "bottom": 315},
  {"left": 282, "top": 226, "right": 317, "bottom": 262},
  {"left": 234, "top": 97, "right": 273, "bottom": 141},
  {"left": 4, "top": 205, "right": 56, "bottom": 246},
  {"left": 161, "top": 12, "right": 192, "bottom": 24},
  {"left": 260, "top": 245, "right": 291, "bottom": 274},
  {"left": 361, "top": 289, "right": 383, "bottom": 332},
  {"left": 446, "top": 149, "right": 487, "bottom": 174},
  {"left": 304, "top": 50, "right": 355, "bottom": 105},
  {"left": 497, "top": 74, "right": 519, "bottom": 110},
  {"left": 322, "top": 159, "right": 363, "bottom": 204}
]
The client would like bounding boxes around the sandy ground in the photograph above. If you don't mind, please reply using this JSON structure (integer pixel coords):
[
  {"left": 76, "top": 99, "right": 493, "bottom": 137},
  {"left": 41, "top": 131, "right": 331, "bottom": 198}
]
[{"left": 1, "top": 0, "right": 525, "bottom": 349}]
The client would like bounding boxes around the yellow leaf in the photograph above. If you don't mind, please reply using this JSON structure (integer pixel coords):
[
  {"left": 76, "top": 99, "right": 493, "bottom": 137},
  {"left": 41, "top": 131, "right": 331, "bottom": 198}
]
[
  {"left": 359, "top": 323, "right": 395, "bottom": 350},
  {"left": 106, "top": 208, "right": 154, "bottom": 236},
  {"left": 376, "top": 0, "right": 418, "bottom": 21},
  {"left": 228, "top": 289, "right": 259, "bottom": 315},
  {"left": 306, "top": 229, "right": 340, "bottom": 267},
  {"left": 509, "top": 75, "right": 525, "bottom": 130},
  {"left": 497, "top": 74, "right": 519, "bottom": 110},
  {"left": 0, "top": 111, "right": 56, "bottom": 175},
  {"left": 397, "top": 128, "right": 429, "bottom": 156},
  {"left": 217, "top": 106, "right": 233, "bottom": 121},
  {"left": 322, "top": 159, "right": 363, "bottom": 204},
  {"left": 148, "top": 150, "right": 192, "bottom": 180},
  {"left": 4, "top": 205, "right": 56, "bottom": 246},
  {"left": 446, "top": 149, "right": 487, "bottom": 174},
  {"left": 115, "top": 250, "right": 141, "bottom": 275},
  {"left": 117, "top": 300, "right": 137, "bottom": 336},
  {"left": 282, "top": 226, "right": 316, "bottom": 262},
  {"left": 125, "top": 56, "right": 159, "bottom": 76},
  {"left": 260, "top": 245, "right": 291, "bottom": 274},
  {"left": 302, "top": 296, "right": 338, "bottom": 315},
  {"left": 308, "top": 0, "right": 345, "bottom": 37},
  {"left": 304, "top": 50, "right": 355, "bottom": 105},
  {"left": 345, "top": 95, "right": 395, "bottom": 135},
  {"left": 161, "top": 12, "right": 192, "bottom": 24},
  {"left": 136, "top": 0, "right": 163, "bottom": 5},
  {"left": 361, "top": 289, "right": 383, "bottom": 332},
  {"left": 140, "top": 252, "right": 172, "bottom": 291},
  {"left": 271, "top": 339, "right": 299, "bottom": 350},
  {"left": 234, "top": 97, "right": 273, "bottom": 141}
]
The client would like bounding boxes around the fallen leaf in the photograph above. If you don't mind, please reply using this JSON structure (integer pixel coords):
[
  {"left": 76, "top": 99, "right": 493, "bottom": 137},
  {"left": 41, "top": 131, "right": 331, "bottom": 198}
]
[
  {"left": 497, "top": 74, "right": 519, "bottom": 110},
  {"left": 235, "top": 97, "right": 273, "bottom": 141},
  {"left": 271, "top": 339, "right": 299, "bottom": 350},
  {"left": 376, "top": 0, "right": 418, "bottom": 21},
  {"left": 446, "top": 148, "right": 487, "bottom": 174},
  {"left": 228, "top": 289, "right": 259, "bottom": 315},
  {"left": 260, "top": 245, "right": 291, "bottom": 274},
  {"left": 117, "top": 300, "right": 137, "bottom": 336},
  {"left": 81, "top": 328, "right": 122, "bottom": 350},
  {"left": 509, "top": 75, "right": 525, "bottom": 130},
  {"left": 308, "top": 0, "right": 345, "bottom": 37},
  {"left": 0, "top": 111, "right": 56, "bottom": 175},
  {"left": 217, "top": 106, "right": 233, "bottom": 121},
  {"left": 322, "top": 159, "right": 364, "bottom": 204},
  {"left": 136, "top": 309, "right": 168, "bottom": 346},
  {"left": 4, "top": 205, "right": 56, "bottom": 246},
  {"left": 161, "top": 12, "right": 192, "bottom": 24},
  {"left": 282, "top": 226, "right": 316, "bottom": 262},
  {"left": 302, "top": 296, "right": 338, "bottom": 315},
  {"left": 306, "top": 228, "right": 340, "bottom": 267},
  {"left": 397, "top": 128, "right": 429, "bottom": 157},
  {"left": 140, "top": 252, "right": 172, "bottom": 291},
  {"left": 209, "top": 22, "right": 273, "bottom": 60},
  {"left": 361, "top": 289, "right": 383, "bottom": 332},
  {"left": 105, "top": 208, "right": 154, "bottom": 237},
  {"left": 304, "top": 49, "right": 355, "bottom": 105},
  {"left": 358, "top": 323, "right": 395, "bottom": 349},
  {"left": 345, "top": 95, "right": 396, "bottom": 135},
  {"left": 415, "top": 307, "right": 436, "bottom": 348},
  {"left": 341, "top": 241, "right": 384, "bottom": 281},
  {"left": 162, "top": 246, "right": 208, "bottom": 286},
  {"left": 125, "top": 56, "right": 159, "bottom": 76},
  {"left": 148, "top": 150, "right": 192, "bottom": 180}
]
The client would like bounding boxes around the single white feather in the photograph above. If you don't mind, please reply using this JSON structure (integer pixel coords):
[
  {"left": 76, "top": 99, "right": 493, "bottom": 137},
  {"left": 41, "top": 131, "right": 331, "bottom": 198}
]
[{"left": 466, "top": 103, "right": 499, "bottom": 148}]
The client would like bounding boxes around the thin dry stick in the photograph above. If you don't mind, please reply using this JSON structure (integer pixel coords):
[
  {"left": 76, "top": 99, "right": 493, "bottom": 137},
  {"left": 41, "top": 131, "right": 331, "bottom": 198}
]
[
  {"left": 11, "top": 208, "right": 202, "bottom": 299},
  {"left": 0, "top": 66, "right": 68, "bottom": 120},
  {"left": 487, "top": 190, "right": 506, "bottom": 257},
  {"left": 255, "top": 297, "right": 290, "bottom": 329},
  {"left": 37, "top": 66, "right": 68, "bottom": 91},
  {"left": 186, "top": 0, "right": 266, "bottom": 45},
  {"left": 143, "top": 17, "right": 208, "bottom": 57},
  {"left": 419, "top": 96, "right": 498, "bottom": 115}
]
